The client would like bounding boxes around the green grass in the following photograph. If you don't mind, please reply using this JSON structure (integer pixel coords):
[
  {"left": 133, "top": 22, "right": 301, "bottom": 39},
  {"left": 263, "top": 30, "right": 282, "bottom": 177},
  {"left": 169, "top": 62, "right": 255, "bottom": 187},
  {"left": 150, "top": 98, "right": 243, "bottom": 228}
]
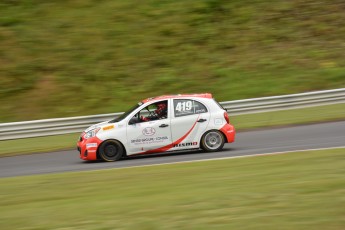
[
  {"left": 0, "top": 0, "right": 345, "bottom": 122},
  {"left": 0, "top": 133, "right": 79, "bottom": 157},
  {"left": 231, "top": 103, "right": 345, "bottom": 130},
  {"left": 0, "top": 103, "right": 344, "bottom": 157},
  {"left": 0, "top": 148, "right": 344, "bottom": 229}
]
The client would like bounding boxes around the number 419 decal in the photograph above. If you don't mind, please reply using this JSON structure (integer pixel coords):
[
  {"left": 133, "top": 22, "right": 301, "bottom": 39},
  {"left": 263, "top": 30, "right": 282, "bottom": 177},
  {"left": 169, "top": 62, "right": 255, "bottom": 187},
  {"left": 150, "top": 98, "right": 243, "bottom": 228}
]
[{"left": 175, "top": 101, "right": 192, "bottom": 112}]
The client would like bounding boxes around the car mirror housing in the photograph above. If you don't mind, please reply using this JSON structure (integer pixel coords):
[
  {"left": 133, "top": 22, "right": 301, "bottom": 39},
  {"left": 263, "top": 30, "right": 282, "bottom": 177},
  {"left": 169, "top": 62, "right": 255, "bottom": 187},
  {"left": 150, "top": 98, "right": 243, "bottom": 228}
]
[{"left": 129, "top": 117, "right": 140, "bottom": 125}]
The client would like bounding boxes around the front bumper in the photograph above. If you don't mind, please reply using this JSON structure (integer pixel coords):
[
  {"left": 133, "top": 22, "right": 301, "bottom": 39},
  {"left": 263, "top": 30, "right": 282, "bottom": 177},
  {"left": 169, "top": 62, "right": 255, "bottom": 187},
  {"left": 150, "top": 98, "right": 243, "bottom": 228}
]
[{"left": 77, "top": 135, "right": 103, "bottom": 161}]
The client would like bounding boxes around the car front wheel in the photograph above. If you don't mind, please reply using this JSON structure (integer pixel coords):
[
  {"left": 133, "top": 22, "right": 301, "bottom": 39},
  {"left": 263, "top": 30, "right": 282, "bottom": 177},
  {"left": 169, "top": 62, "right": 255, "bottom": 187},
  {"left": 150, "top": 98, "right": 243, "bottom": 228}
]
[
  {"left": 99, "top": 140, "right": 124, "bottom": 162},
  {"left": 201, "top": 130, "right": 225, "bottom": 152}
]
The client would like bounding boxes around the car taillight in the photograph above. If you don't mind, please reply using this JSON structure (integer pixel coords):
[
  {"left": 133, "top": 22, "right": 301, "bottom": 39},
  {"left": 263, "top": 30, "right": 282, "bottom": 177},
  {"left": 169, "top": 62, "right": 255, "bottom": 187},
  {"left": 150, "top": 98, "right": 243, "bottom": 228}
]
[{"left": 224, "top": 111, "right": 230, "bottom": 124}]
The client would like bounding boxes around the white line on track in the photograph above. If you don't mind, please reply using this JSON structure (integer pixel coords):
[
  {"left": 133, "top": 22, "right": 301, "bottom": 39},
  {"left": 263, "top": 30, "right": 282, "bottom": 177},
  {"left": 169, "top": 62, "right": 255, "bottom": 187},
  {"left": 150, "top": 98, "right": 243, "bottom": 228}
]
[{"left": 85, "top": 146, "right": 345, "bottom": 174}]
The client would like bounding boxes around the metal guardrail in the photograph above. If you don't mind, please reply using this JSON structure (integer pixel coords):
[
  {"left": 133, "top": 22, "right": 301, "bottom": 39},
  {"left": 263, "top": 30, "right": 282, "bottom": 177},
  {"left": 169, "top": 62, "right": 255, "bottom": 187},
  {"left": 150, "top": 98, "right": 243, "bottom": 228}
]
[
  {"left": 1, "top": 88, "right": 344, "bottom": 140},
  {"left": 224, "top": 88, "right": 345, "bottom": 115}
]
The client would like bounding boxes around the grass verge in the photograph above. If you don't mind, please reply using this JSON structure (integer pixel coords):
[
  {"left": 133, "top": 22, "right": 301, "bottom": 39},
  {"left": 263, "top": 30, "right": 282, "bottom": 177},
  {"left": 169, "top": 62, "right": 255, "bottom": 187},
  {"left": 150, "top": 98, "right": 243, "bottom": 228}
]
[
  {"left": 1, "top": 1, "right": 345, "bottom": 122},
  {"left": 0, "top": 148, "right": 344, "bottom": 229},
  {"left": 231, "top": 103, "right": 345, "bottom": 130},
  {"left": 0, "top": 133, "right": 79, "bottom": 157},
  {"left": 0, "top": 103, "right": 344, "bottom": 157}
]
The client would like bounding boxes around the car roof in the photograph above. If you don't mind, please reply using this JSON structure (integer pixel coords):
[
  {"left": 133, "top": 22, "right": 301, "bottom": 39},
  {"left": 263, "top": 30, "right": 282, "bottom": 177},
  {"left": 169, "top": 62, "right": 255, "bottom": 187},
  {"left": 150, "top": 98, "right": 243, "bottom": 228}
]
[{"left": 142, "top": 93, "right": 213, "bottom": 103}]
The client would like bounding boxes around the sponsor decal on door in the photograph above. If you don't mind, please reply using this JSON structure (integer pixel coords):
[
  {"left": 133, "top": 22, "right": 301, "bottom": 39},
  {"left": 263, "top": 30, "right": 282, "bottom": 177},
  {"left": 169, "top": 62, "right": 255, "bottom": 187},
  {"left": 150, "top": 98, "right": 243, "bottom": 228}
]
[{"left": 142, "top": 127, "right": 156, "bottom": 136}]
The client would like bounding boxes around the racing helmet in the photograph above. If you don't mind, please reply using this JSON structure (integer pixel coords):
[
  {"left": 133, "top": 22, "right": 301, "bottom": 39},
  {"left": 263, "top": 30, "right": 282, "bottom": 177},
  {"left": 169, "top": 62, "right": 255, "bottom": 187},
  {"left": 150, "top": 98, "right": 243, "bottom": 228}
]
[{"left": 155, "top": 102, "right": 167, "bottom": 117}]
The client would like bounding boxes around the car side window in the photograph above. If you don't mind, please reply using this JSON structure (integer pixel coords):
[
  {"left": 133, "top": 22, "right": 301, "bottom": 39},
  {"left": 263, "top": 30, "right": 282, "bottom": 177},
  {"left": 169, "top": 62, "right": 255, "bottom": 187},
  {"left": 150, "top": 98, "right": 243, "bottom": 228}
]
[
  {"left": 174, "top": 99, "right": 208, "bottom": 117},
  {"left": 194, "top": 101, "right": 208, "bottom": 114},
  {"left": 129, "top": 100, "right": 168, "bottom": 124}
]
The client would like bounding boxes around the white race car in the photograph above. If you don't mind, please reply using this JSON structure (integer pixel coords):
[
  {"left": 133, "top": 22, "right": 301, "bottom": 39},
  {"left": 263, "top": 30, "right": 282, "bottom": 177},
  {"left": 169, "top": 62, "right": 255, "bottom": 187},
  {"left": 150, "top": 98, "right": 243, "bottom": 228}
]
[{"left": 77, "top": 93, "right": 235, "bottom": 161}]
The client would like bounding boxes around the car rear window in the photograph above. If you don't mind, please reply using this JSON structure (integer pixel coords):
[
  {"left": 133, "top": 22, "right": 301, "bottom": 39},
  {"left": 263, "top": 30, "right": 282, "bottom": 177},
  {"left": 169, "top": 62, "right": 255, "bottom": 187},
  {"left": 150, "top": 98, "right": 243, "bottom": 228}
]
[{"left": 213, "top": 99, "right": 226, "bottom": 111}]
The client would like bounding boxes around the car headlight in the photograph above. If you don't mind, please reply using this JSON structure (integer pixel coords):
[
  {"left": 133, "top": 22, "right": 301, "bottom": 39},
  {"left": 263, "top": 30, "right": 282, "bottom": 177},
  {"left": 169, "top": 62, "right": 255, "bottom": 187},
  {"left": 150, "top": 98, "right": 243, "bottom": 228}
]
[{"left": 83, "top": 128, "right": 100, "bottom": 139}]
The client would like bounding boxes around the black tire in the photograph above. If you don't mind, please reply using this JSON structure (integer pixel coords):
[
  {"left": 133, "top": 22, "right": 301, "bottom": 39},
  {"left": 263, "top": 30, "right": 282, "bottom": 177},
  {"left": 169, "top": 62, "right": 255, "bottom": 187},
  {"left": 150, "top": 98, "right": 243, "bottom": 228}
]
[
  {"left": 99, "top": 140, "right": 124, "bottom": 162},
  {"left": 200, "top": 130, "right": 225, "bottom": 152}
]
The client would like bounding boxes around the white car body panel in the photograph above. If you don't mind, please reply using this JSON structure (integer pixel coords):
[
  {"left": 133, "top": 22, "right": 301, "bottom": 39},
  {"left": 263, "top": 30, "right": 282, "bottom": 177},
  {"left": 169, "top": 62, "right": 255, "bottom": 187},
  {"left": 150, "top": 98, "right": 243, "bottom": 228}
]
[{"left": 78, "top": 94, "right": 235, "bottom": 160}]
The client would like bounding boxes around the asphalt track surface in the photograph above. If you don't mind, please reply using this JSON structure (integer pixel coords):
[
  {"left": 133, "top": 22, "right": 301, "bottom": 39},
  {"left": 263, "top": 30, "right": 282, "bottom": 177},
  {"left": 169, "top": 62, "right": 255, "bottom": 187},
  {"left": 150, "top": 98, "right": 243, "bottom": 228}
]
[{"left": 1, "top": 121, "right": 344, "bottom": 178}]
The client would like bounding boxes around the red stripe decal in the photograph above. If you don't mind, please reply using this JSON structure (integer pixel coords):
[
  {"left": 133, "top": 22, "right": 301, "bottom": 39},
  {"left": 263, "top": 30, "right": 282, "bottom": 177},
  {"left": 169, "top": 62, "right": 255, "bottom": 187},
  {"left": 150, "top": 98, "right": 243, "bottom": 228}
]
[{"left": 143, "top": 116, "right": 200, "bottom": 154}]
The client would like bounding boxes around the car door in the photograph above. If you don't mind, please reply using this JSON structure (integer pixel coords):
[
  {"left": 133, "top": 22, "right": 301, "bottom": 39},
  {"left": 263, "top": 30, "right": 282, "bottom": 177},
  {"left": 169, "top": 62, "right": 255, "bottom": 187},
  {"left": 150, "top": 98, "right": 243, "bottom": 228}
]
[
  {"left": 126, "top": 100, "right": 172, "bottom": 154},
  {"left": 170, "top": 99, "right": 210, "bottom": 149}
]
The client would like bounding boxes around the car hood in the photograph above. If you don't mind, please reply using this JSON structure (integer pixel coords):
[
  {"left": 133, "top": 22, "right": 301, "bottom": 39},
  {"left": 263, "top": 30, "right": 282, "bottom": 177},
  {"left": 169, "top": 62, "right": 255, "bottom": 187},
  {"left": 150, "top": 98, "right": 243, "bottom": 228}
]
[{"left": 84, "top": 120, "right": 113, "bottom": 132}]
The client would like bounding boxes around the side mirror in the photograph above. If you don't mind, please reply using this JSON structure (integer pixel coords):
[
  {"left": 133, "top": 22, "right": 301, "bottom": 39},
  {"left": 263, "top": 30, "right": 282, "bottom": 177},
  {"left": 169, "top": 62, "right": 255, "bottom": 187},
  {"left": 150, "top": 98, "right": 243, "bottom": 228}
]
[{"left": 129, "top": 117, "right": 139, "bottom": 125}]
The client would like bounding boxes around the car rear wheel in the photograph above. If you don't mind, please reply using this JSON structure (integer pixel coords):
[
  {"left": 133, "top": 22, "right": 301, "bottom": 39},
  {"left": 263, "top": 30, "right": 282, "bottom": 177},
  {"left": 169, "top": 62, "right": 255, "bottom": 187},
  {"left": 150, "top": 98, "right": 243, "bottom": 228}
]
[
  {"left": 201, "top": 130, "right": 225, "bottom": 152},
  {"left": 99, "top": 140, "right": 124, "bottom": 162}
]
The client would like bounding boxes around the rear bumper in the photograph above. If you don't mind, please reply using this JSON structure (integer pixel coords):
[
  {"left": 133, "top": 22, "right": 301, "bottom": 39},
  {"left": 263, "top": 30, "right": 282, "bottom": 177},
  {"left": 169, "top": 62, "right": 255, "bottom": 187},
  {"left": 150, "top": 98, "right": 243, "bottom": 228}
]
[{"left": 219, "top": 124, "right": 235, "bottom": 143}]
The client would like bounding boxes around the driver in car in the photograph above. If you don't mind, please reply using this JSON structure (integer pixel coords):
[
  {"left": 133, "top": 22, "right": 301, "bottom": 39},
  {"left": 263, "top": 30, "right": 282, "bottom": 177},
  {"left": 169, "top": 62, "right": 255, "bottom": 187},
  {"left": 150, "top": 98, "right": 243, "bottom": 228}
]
[{"left": 141, "top": 102, "right": 167, "bottom": 121}]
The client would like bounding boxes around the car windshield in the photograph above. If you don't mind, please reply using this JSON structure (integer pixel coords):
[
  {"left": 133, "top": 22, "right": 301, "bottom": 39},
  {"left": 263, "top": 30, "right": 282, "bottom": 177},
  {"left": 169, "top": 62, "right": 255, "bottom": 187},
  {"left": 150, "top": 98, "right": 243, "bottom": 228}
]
[{"left": 109, "top": 103, "right": 142, "bottom": 123}]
